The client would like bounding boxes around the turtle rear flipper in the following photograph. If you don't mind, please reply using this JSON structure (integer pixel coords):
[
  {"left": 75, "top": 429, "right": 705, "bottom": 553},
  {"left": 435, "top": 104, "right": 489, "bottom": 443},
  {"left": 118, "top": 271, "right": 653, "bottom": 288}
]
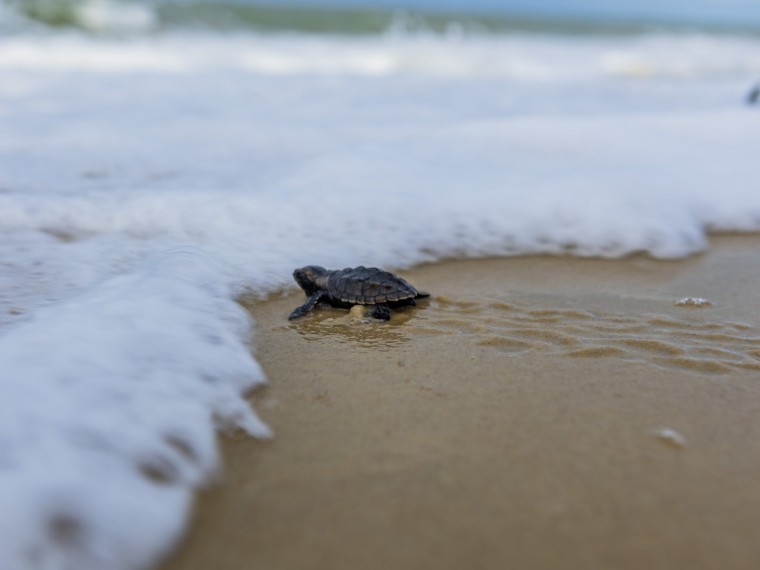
[
  {"left": 370, "top": 303, "right": 391, "bottom": 320},
  {"left": 416, "top": 291, "right": 430, "bottom": 298}
]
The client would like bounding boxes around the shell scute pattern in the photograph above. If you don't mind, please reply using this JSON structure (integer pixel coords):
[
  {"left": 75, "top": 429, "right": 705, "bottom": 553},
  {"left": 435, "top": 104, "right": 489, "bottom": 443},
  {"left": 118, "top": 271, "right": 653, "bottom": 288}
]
[{"left": 331, "top": 266, "right": 417, "bottom": 305}]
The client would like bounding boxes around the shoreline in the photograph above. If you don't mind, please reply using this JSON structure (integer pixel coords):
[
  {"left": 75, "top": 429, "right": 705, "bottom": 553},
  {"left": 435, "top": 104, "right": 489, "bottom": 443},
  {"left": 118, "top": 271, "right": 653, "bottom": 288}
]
[{"left": 162, "top": 235, "right": 760, "bottom": 570}]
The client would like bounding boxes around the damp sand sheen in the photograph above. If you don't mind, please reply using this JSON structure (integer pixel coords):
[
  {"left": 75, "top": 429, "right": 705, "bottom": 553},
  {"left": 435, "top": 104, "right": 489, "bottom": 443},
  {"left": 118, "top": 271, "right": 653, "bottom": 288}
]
[{"left": 161, "top": 236, "right": 760, "bottom": 570}]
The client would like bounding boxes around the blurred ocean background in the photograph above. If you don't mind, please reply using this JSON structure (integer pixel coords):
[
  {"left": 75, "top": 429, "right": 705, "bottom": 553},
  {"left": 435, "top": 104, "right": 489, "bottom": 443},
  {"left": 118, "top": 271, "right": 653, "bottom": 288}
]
[
  {"left": 1, "top": 1, "right": 759, "bottom": 569},
  {"left": 5, "top": 0, "right": 760, "bottom": 34}
]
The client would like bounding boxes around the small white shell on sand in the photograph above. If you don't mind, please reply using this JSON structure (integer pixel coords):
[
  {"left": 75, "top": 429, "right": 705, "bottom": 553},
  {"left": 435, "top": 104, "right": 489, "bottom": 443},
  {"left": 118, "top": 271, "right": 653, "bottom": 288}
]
[
  {"left": 675, "top": 297, "right": 712, "bottom": 307},
  {"left": 655, "top": 428, "right": 687, "bottom": 448}
]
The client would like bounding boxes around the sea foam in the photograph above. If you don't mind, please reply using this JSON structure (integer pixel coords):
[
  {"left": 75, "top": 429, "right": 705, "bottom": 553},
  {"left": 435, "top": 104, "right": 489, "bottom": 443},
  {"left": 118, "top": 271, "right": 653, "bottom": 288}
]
[
  {"left": 1, "top": 26, "right": 760, "bottom": 570},
  {"left": 0, "top": 248, "right": 269, "bottom": 570}
]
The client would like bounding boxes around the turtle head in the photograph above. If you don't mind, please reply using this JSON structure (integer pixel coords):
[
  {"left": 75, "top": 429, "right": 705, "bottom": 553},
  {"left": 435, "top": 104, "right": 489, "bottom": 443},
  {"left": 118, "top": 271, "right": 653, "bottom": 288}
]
[{"left": 293, "top": 266, "right": 328, "bottom": 295}]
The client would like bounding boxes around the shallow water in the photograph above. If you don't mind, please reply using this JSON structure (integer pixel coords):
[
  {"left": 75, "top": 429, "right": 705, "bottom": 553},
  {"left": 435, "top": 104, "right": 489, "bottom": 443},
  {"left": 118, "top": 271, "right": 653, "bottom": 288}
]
[{"left": 278, "top": 282, "right": 760, "bottom": 374}]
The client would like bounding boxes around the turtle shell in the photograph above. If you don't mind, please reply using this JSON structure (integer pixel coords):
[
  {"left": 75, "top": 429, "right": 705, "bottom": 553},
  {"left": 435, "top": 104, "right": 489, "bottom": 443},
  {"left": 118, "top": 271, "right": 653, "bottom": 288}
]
[{"left": 327, "top": 266, "right": 419, "bottom": 305}]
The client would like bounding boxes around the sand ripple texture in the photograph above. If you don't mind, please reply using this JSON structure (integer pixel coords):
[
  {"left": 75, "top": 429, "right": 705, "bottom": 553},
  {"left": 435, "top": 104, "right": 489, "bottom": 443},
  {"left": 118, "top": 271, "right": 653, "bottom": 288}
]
[
  {"left": 280, "top": 295, "right": 760, "bottom": 375},
  {"left": 282, "top": 295, "right": 760, "bottom": 374},
  {"left": 407, "top": 296, "right": 760, "bottom": 375}
]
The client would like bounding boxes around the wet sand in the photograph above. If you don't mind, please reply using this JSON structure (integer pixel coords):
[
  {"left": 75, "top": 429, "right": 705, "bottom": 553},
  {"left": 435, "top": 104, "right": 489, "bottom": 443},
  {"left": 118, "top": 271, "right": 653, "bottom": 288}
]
[{"left": 162, "top": 235, "right": 760, "bottom": 570}]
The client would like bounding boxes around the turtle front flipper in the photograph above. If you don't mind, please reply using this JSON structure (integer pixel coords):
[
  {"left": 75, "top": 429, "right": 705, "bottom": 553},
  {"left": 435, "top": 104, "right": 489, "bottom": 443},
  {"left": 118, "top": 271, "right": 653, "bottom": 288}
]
[
  {"left": 288, "top": 292, "right": 325, "bottom": 320},
  {"left": 370, "top": 303, "right": 391, "bottom": 321}
]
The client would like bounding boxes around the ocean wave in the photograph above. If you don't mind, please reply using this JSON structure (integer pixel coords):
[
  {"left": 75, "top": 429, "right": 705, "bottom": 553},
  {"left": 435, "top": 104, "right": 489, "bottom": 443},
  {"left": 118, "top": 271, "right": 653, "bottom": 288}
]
[
  {"left": 0, "top": 30, "right": 759, "bottom": 79},
  {"left": 6, "top": 0, "right": 158, "bottom": 33}
]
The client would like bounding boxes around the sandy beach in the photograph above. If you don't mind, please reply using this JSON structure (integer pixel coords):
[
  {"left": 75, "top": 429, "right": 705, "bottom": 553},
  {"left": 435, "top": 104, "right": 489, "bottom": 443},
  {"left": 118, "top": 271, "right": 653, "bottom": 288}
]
[{"left": 161, "top": 235, "right": 760, "bottom": 570}]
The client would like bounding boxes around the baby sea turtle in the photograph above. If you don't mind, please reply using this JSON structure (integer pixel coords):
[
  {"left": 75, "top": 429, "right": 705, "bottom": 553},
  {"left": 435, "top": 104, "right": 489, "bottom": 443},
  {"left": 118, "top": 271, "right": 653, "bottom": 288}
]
[{"left": 288, "top": 265, "right": 430, "bottom": 321}]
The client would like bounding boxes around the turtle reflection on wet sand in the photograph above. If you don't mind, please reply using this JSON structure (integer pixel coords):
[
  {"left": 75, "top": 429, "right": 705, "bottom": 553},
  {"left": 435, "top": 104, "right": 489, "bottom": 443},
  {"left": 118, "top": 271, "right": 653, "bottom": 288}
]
[{"left": 288, "top": 266, "right": 430, "bottom": 321}]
